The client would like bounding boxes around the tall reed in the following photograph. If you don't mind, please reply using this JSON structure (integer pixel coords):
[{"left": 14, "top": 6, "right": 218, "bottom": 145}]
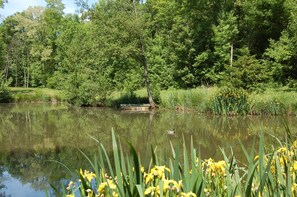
[
  {"left": 159, "top": 87, "right": 216, "bottom": 112},
  {"left": 63, "top": 129, "right": 297, "bottom": 197},
  {"left": 248, "top": 90, "right": 297, "bottom": 115},
  {"left": 159, "top": 88, "right": 297, "bottom": 115},
  {"left": 209, "top": 87, "right": 249, "bottom": 115}
]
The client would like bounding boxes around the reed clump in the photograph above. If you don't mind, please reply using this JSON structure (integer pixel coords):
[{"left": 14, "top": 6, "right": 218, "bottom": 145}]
[
  {"left": 209, "top": 87, "right": 249, "bottom": 115},
  {"left": 158, "top": 87, "right": 297, "bottom": 116},
  {"left": 63, "top": 130, "right": 297, "bottom": 197},
  {"left": 248, "top": 90, "right": 297, "bottom": 115},
  {"left": 159, "top": 87, "right": 216, "bottom": 112}
]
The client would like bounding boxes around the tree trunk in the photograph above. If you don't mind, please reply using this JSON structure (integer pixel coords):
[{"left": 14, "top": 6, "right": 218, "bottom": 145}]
[
  {"left": 230, "top": 43, "right": 233, "bottom": 67},
  {"left": 15, "top": 63, "right": 18, "bottom": 87},
  {"left": 4, "top": 55, "right": 10, "bottom": 82},
  {"left": 27, "top": 67, "right": 30, "bottom": 88},
  {"left": 23, "top": 67, "right": 26, "bottom": 87},
  {"left": 141, "top": 44, "right": 156, "bottom": 109},
  {"left": 133, "top": 0, "right": 156, "bottom": 109}
]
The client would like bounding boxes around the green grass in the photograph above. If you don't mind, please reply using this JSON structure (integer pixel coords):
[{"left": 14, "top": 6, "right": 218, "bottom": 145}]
[
  {"left": 8, "top": 87, "right": 65, "bottom": 103},
  {"left": 158, "top": 87, "right": 297, "bottom": 115},
  {"left": 159, "top": 87, "right": 217, "bottom": 112},
  {"left": 248, "top": 89, "right": 297, "bottom": 115},
  {"left": 6, "top": 87, "right": 297, "bottom": 115}
]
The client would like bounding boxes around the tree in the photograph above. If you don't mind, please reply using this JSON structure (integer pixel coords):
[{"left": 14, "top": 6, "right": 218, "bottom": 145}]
[
  {"left": 264, "top": 0, "right": 297, "bottom": 85},
  {"left": 240, "top": 0, "right": 290, "bottom": 56},
  {"left": 1, "top": 7, "right": 46, "bottom": 87},
  {"left": 54, "top": 15, "right": 112, "bottom": 106},
  {"left": 0, "top": 26, "right": 5, "bottom": 74},
  {"left": 92, "top": 0, "right": 156, "bottom": 108},
  {"left": 222, "top": 47, "right": 270, "bottom": 91},
  {"left": 0, "top": 0, "right": 7, "bottom": 9},
  {"left": 212, "top": 12, "right": 239, "bottom": 83},
  {"left": 40, "top": 0, "right": 65, "bottom": 86}
]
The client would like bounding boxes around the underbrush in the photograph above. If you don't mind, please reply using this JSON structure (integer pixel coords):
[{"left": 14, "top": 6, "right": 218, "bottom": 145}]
[{"left": 106, "top": 90, "right": 148, "bottom": 108}]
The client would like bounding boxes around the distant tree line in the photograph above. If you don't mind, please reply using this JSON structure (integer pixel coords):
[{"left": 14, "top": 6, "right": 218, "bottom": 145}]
[{"left": 0, "top": 0, "right": 297, "bottom": 106}]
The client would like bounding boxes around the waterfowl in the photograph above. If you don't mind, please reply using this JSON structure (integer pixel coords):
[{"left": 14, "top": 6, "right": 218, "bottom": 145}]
[{"left": 167, "top": 129, "right": 176, "bottom": 135}]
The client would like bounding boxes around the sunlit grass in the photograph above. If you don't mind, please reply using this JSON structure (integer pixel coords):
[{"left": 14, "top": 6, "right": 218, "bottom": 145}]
[
  {"left": 8, "top": 87, "right": 65, "bottom": 102},
  {"left": 249, "top": 89, "right": 297, "bottom": 115},
  {"left": 159, "top": 87, "right": 297, "bottom": 115},
  {"left": 159, "top": 87, "right": 217, "bottom": 112},
  {"left": 7, "top": 87, "right": 297, "bottom": 115}
]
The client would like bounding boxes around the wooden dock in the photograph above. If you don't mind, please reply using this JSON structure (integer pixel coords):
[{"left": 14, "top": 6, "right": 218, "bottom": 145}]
[{"left": 120, "top": 104, "right": 151, "bottom": 111}]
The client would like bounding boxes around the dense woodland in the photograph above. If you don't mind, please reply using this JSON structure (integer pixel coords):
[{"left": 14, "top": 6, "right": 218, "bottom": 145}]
[{"left": 0, "top": 0, "right": 297, "bottom": 106}]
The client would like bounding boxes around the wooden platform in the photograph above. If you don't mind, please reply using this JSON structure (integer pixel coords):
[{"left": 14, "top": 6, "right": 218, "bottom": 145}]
[{"left": 120, "top": 104, "right": 151, "bottom": 111}]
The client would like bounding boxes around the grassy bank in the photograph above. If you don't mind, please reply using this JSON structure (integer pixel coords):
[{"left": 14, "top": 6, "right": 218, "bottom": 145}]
[
  {"left": 63, "top": 130, "right": 297, "bottom": 197},
  {"left": 3, "top": 87, "right": 297, "bottom": 115},
  {"left": 107, "top": 87, "right": 297, "bottom": 115},
  {"left": 8, "top": 87, "right": 65, "bottom": 103}
]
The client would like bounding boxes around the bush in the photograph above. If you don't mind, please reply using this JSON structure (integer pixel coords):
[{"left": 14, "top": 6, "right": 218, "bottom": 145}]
[
  {"left": 106, "top": 91, "right": 148, "bottom": 107},
  {"left": 0, "top": 75, "right": 12, "bottom": 103},
  {"left": 0, "top": 88, "right": 12, "bottom": 103},
  {"left": 221, "top": 47, "right": 270, "bottom": 92}
]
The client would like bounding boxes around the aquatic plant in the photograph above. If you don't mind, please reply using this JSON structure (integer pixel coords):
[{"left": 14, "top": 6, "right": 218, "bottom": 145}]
[
  {"left": 248, "top": 90, "right": 297, "bottom": 115},
  {"left": 209, "top": 87, "right": 249, "bottom": 115},
  {"left": 159, "top": 87, "right": 215, "bottom": 112},
  {"left": 63, "top": 129, "right": 297, "bottom": 197}
]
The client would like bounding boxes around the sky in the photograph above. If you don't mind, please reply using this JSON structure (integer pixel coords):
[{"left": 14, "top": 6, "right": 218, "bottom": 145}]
[{"left": 0, "top": 0, "right": 98, "bottom": 19}]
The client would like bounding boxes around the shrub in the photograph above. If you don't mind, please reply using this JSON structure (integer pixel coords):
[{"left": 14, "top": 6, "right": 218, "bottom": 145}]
[
  {"left": 106, "top": 91, "right": 148, "bottom": 108},
  {"left": 0, "top": 75, "right": 12, "bottom": 103},
  {"left": 221, "top": 47, "right": 270, "bottom": 92}
]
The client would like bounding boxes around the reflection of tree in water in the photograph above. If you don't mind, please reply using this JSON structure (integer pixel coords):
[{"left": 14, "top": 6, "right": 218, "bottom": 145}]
[
  {"left": 0, "top": 192, "right": 11, "bottom": 197},
  {"left": 0, "top": 103, "right": 296, "bottom": 193},
  {"left": 0, "top": 166, "right": 10, "bottom": 197},
  {"left": 0, "top": 146, "right": 96, "bottom": 193}
]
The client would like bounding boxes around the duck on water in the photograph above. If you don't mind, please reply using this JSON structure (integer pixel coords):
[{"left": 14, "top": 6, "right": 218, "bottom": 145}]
[{"left": 167, "top": 129, "right": 176, "bottom": 136}]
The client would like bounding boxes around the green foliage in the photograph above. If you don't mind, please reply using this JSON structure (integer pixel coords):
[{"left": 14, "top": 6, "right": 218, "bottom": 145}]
[
  {"left": 9, "top": 87, "right": 64, "bottom": 102},
  {"left": 240, "top": 0, "right": 290, "bottom": 55},
  {"left": 222, "top": 47, "right": 270, "bottom": 91},
  {"left": 106, "top": 91, "right": 148, "bottom": 108},
  {"left": 248, "top": 89, "right": 297, "bottom": 115},
  {"left": 103, "top": 87, "right": 297, "bottom": 115},
  {"left": 65, "top": 129, "right": 297, "bottom": 197},
  {"left": 0, "top": 73, "right": 12, "bottom": 103},
  {"left": 212, "top": 12, "right": 239, "bottom": 82},
  {"left": 0, "top": 0, "right": 6, "bottom": 8},
  {"left": 159, "top": 88, "right": 215, "bottom": 112},
  {"left": 210, "top": 87, "right": 249, "bottom": 115},
  {"left": 265, "top": 31, "right": 297, "bottom": 84},
  {"left": 1, "top": 0, "right": 297, "bottom": 106}
]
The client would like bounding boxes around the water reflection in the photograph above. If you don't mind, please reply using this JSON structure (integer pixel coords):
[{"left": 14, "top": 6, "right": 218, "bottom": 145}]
[{"left": 0, "top": 103, "right": 296, "bottom": 196}]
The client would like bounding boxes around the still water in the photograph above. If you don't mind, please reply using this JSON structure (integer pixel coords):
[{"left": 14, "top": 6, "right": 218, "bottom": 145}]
[{"left": 0, "top": 103, "right": 296, "bottom": 196}]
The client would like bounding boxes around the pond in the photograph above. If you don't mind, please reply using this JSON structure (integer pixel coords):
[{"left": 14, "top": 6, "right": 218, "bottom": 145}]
[{"left": 0, "top": 103, "right": 296, "bottom": 196}]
